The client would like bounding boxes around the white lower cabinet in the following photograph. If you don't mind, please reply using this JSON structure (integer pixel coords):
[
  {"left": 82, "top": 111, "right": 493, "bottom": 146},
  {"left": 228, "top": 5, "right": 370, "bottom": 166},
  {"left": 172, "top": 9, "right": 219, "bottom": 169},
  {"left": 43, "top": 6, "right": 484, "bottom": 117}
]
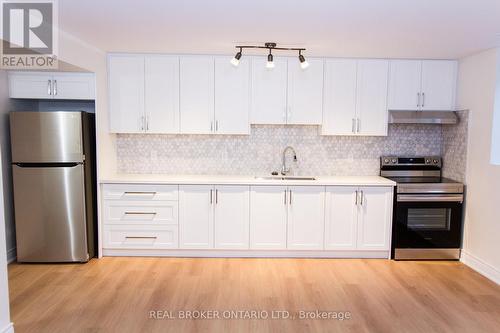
[
  {"left": 103, "top": 225, "right": 178, "bottom": 249},
  {"left": 102, "top": 184, "right": 180, "bottom": 250},
  {"left": 249, "top": 186, "right": 326, "bottom": 250},
  {"left": 325, "top": 187, "right": 358, "bottom": 250},
  {"left": 179, "top": 185, "right": 215, "bottom": 249},
  {"left": 325, "top": 186, "right": 393, "bottom": 251},
  {"left": 179, "top": 185, "right": 250, "bottom": 250},
  {"left": 102, "top": 183, "right": 393, "bottom": 257},
  {"left": 103, "top": 200, "right": 178, "bottom": 225},
  {"left": 214, "top": 186, "right": 250, "bottom": 249},
  {"left": 250, "top": 186, "right": 288, "bottom": 249},
  {"left": 287, "top": 186, "right": 325, "bottom": 250},
  {"left": 357, "top": 187, "right": 393, "bottom": 250}
]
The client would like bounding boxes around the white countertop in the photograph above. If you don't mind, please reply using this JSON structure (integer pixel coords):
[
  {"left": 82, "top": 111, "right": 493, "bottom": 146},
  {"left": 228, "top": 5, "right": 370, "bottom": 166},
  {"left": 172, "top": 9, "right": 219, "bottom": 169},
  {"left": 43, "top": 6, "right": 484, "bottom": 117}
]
[{"left": 100, "top": 174, "right": 396, "bottom": 187}]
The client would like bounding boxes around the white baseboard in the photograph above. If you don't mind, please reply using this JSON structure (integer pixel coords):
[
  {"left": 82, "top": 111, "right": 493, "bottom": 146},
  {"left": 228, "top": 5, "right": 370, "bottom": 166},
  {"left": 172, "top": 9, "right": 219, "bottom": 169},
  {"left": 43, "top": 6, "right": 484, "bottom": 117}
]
[
  {"left": 102, "top": 249, "right": 390, "bottom": 259},
  {"left": 0, "top": 322, "right": 14, "bottom": 333},
  {"left": 6, "top": 247, "right": 16, "bottom": 264},
  {"left": 461, "top": 250, "right": 500, "bottom": 285}
]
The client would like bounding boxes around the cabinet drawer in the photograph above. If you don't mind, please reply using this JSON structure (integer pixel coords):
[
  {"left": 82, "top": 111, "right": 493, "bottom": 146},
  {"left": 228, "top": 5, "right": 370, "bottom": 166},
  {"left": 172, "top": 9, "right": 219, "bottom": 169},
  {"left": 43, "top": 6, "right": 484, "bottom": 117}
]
[
  {"left": 102, "top": 184, "right": 178, "bottom": 201},
  {"left": 103, "top": 200, "right": 178, "bottom": 225},
  {"left": 103, "top": 225, "right": 178, "bottom": 249}
]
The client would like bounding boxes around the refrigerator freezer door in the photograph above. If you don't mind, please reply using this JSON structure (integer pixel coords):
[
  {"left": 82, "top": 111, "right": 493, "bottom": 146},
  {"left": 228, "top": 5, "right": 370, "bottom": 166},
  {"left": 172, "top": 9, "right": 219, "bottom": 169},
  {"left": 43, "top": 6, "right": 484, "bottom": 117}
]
[
  {"left": 12, "top": 164, "right": 88, "bottom": 262},
  {"left": 10, "top": 111, "right": 84, "bottom": 163}
]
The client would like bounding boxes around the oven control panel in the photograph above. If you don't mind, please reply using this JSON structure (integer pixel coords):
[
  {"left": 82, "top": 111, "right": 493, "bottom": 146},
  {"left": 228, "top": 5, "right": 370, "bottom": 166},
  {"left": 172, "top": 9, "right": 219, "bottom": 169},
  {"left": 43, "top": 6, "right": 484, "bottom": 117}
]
[{"left": 381, "top": 156, "right": 442, "bottom": 167}]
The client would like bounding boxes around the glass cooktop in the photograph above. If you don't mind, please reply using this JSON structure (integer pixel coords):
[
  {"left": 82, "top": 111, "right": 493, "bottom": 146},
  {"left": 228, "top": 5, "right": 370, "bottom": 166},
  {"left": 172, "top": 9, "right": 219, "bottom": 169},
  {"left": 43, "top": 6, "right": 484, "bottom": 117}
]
[{"left": 385, "top": 177, "right": 461, "bottom": 184}]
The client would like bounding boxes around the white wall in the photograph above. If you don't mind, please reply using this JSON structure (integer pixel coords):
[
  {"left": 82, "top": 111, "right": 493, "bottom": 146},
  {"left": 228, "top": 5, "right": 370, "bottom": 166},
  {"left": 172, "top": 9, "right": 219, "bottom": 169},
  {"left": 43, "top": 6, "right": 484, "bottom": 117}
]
[
  {"left": 0, "top": 71, "right": 15, "bottom": 263},
  {"left": 0, "top": 145, "right": 14, "bottom": 333},
  {"left": 491, "top": 56, "right": 500, "bottom": 166},
  {"left": 457, "top": 48, "right": 500, "bottom": 284}
]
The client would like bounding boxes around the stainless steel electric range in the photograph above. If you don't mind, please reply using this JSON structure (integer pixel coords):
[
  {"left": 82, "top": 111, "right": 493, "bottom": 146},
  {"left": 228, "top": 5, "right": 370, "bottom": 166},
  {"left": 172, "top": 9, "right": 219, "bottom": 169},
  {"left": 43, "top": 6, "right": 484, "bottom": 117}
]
[{"left": 380, "top": 156, "right": 464, "bottom": 260}]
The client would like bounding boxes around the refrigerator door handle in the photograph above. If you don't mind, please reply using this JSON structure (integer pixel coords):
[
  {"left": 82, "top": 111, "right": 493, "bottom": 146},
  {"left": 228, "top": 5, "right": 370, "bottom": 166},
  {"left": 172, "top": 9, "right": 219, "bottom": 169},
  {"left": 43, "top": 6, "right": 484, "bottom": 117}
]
[{"left": 14, "top": 162, "right": 81, "bottom": 168}]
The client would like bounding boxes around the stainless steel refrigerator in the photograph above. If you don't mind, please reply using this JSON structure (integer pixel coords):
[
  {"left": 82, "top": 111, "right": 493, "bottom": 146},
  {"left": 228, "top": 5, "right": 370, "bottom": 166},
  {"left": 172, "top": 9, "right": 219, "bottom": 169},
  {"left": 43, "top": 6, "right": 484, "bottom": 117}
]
[{"left": 10, "top": 111, "right": 96, "bottom": 262}]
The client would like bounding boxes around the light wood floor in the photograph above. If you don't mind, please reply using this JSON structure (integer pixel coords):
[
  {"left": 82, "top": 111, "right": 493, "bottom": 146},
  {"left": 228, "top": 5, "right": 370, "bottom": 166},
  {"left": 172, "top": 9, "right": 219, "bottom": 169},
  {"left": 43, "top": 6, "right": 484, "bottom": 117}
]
[{"left": 7, "top": 257, "right": 500, "bottom": 333}]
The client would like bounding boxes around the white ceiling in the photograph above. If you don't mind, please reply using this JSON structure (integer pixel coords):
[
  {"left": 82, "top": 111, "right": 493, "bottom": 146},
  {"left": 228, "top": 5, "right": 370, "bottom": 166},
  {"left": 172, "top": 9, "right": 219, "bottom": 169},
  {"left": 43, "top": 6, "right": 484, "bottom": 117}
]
[{"left": 59, "top": 0, "right": 500, "bottom": 59}]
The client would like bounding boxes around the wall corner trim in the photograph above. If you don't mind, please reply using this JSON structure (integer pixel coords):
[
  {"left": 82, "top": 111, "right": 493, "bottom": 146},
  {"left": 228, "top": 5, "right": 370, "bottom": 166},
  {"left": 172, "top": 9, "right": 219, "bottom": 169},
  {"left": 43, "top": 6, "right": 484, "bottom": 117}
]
[
  {"left": 461, "top": 250, "right": 500, "bottom": 285},
  {"left": 6, "top": 248, "right": 16, "bottom": 265},
  {"left": 0, "top": 322, "right": 14, "bottom": 333}
]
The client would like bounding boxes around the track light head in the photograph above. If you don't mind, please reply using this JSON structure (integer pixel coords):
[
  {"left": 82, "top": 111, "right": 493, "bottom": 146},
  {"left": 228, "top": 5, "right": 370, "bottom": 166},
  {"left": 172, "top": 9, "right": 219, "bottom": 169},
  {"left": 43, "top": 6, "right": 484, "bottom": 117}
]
[
  {"left": 298, "top": 53, "right": 309, "bottom": 70},
  {"left": 230, "top": 48, "right": 242, "bottom": 67},
  {"left": 266, "top": 50, "right": 274, "bottom": 69}
]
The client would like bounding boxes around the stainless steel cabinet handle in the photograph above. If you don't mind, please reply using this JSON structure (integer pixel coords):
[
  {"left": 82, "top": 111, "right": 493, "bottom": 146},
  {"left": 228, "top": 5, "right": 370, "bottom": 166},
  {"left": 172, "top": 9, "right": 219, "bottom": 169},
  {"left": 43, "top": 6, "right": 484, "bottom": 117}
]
[
  {"left": 422, "top": 92, "right": 425, "bottom": 108},
  {"left": 53, "top": 80, "right": 57, "bottom": 95},
  {"left": 47, "top": 80, "right": 52, "bottom": 95},
  {"left": 417, "top": 92, "right": 420, "bottom": 107},
  {"left": 352, "top": 119, "right": 355, "bottom": 133},
  {"left": 141, "top": 116, "right": 144, "bottom": 131},
  {"left": 215, "top": 120, "right": 219, "bottom": 132},
  {"left": 215, "top": 189, "right": 218, "bottom": 204},
  {"left": 355, "top": 190, "right": 358, "bottom": 205},
  {"left": 289, "top": 189, "right": 292, "bottom": 205},
  {"left": 357, "top": 118, "right": 360, "bottom": 133},
  {"left": 210, "top": 189, "right": 213, "bottom": 204},
  {"left": 210, "top": 121, "right": 213, "bottom": 132},
  {"left": 284, "top": 190, "right": 287, "bottom": 205},
  {"left": 124, "top": 212, "right": 157, "bottom": 215},
  {"left": 124, "top": 191, "right": 156, "bottom": 195},
  {"left": 125, "top": 236, "right": 157, "bottom": 239},
  {"left": 146, "top": 116, "right": 149, "bottom": 131},
  {"left": 360, "top": 191, "right": 364, "bottom": 205}
]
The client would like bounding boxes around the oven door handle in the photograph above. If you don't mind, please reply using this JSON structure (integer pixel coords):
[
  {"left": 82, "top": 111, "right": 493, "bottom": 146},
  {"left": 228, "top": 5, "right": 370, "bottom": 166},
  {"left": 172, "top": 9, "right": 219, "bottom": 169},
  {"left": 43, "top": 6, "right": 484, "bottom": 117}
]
[{"left": 397, "top": 194, "right": 463, "bottom": 203}]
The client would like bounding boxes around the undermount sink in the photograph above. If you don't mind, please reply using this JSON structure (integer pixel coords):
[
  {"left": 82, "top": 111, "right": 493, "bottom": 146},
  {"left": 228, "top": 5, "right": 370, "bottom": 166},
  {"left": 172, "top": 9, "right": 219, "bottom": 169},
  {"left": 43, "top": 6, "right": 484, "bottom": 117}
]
[{"left": 255, "top": 176, "right": 317, "bottom": 181}]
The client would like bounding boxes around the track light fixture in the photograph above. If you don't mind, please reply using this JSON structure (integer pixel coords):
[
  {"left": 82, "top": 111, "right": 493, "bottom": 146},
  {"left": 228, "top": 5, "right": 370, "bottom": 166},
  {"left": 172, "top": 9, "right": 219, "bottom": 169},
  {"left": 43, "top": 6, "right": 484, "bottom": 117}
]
[
  {"left": 266, "top": 49, "right": 274, "bottom": 69},
  {"left": 298, "top": 50, "right": 309, "bottom": 69},
  {"left": 230, "top": 47, "right": 242, "bottom": 67},
  {"left": 229, "top": 42, "right": 308, "bottom": 70}
]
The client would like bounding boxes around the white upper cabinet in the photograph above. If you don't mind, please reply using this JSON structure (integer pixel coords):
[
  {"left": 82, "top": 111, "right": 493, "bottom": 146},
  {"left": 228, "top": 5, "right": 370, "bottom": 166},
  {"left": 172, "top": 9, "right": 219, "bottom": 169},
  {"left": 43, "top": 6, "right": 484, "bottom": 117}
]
[
  {"left": 50, "top": 73, "right": 95, "bottom": 100},
  {"left": 108, "top": 54, "right": 145, "bottom": 133},
  {"left": 322, "top": 59, "right": 357, "bottom": 135},
  {"left": 322, "top": 59, "right": 388, "bottom": 136},
  {"left": 251, "top": 57, "right": 288, "bottom": 124},
  {"left": 420, "top": 60, "right": 457, "bottom": 111},
  {"left": 9, "top": 72, "right": 95, "bottom": 100},
  {"left": 214, "top": 56, "right": 250, "bottom": 134},
  {"left": 355, "top": 59, "right": 389, "bottom": 136},
  {"left": 179, "top": 56, "right": 215, "bottom": 134},
  {"left": 287, "top": 58, "right": 324, "bottom": 125},
  {"left": 388, "top": 60, "right": 422, "bottom": 110},
  {"left": 9, "top": 72, "right": 53, "bottom": 99},
  {"left": 144, "top": 55, "right": 180, "bottom": 133},
  {"left": 357, "top": 187, "right": 393, "bottom": 251},
  {"left": 388, "top": 59, "right": 457, "bottom": 111},
  {"left": 249, "top": 186, "right": 288, "bottom": 249},
  {"left": 109, "top": 54, "right": 180, "bottom": 133},
  {"left": 287, "top": 186, "right": 325, "bottom": 250},
  {"left": 251, "top": 56, "right": 323, "bottom": 125},
  {"left": 214, "top": 185, "right": 250, "bottom": 249}
]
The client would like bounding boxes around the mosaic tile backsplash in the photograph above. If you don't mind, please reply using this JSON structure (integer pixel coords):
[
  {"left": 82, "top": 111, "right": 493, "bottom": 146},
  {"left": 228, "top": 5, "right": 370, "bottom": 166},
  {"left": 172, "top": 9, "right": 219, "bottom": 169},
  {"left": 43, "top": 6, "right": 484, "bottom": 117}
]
[
  {"left": 116, "top": 124, "right": 455, "bottom": 176},
  {"left": 442, "top": 110, "right": 469, "bottom": 182}
]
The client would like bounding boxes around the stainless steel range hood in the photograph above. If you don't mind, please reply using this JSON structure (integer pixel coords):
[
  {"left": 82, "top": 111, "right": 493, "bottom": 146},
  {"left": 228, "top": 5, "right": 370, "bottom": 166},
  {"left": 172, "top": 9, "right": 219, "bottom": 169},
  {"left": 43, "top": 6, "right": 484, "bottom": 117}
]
[{"left": 389, "top": 111, "right": 458, "bottom": 125}]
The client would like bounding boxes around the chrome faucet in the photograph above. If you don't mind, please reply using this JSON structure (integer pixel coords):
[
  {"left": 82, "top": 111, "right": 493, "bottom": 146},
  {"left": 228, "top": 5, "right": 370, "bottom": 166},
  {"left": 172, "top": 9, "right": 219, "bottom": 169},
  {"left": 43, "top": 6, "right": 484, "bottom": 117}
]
[{"left": 281, "top": 146, "right": 297, "bottom": 175}]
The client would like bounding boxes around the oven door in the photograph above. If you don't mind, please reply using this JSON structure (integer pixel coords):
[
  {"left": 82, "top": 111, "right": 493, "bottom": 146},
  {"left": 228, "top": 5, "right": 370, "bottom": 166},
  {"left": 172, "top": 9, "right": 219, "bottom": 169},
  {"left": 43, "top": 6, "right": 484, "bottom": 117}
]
[{"left": 395, "top": 194, "right": 463, "bottom": 249}]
